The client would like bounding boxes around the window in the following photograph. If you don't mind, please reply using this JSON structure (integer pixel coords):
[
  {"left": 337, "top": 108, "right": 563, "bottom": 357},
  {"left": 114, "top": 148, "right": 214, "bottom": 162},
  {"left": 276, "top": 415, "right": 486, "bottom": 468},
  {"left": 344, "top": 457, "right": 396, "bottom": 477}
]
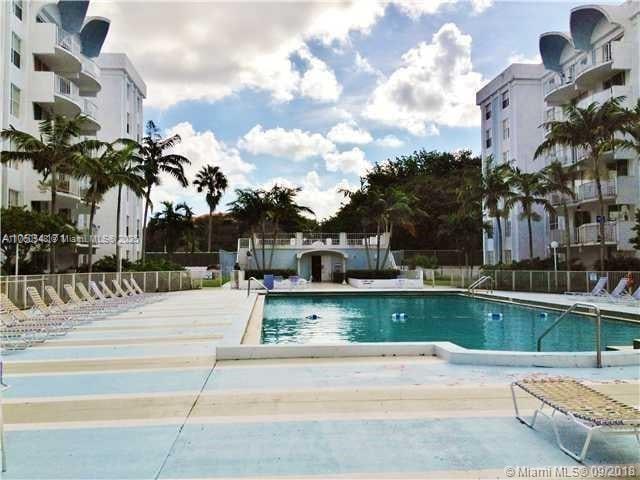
[
  {"left": 136, "top": 220, "right": 140, "bottom": 238},
  {"left": 34, "top": 57, "right": 50, "bottom": 72},
  {"left": 549, "top": 212, "right": 559, "bottom": 230},
  {"left": 608, "top": 204, "right": 630, "bottom": 222},
  {"left": 11, "top": 33, "right": 21, "bottom": 68},
  {"left": 10, "top": 84, "right": 20, "bottom": 118},
  {"left": 602, "top": 42, "right": 612, "bottom": 62},
  {"left": 486, "top": 252, "right": 494, "bottom": 264},
  {"left": 603, "top": 72, "right": 625, "bottom": 89},
  {"left": 33, "top": 103, "right": 46, "bottom": 121},
  {"left": 501, "top": 90, "right": 509, "bottom": 109},
  {"left": 484, "top": 103, "right": 491, "bottom": 120},
  {"left": 485, "top": 128, "right": 492, "bottom": 149},
  {"left": 504, "top": 250, "right": 512, "bottom": 264},
  {"left": 505, "top": 219, "right": 512, "bottom": 237},
  {"left": 502, "top": 150, "right": 509, "bottom": 164},
  {"left": 126, "top": 215, "right": 130, "bottom": 236},
  {"left": 126, "top": 112, "right": 131, "bottom": 134},
  {"left": 616, "top": 159, "right": 628, "bottom": 177},
  {"left": 502, "top": 119, "right": 509, "bottom": 140},
  {"left": 8, "top": 189, "right": 20, "bottom": 207},
  {"left": 13, "top": 0, "right": 22, "bottom": 20}
]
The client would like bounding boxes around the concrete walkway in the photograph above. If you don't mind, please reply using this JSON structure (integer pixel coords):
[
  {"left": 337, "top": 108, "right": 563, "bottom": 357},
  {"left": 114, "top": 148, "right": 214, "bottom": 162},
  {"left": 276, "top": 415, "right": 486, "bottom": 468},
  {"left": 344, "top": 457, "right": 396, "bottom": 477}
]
[{"left": 1, "top": 288, "right": 638, "bottom": 479}]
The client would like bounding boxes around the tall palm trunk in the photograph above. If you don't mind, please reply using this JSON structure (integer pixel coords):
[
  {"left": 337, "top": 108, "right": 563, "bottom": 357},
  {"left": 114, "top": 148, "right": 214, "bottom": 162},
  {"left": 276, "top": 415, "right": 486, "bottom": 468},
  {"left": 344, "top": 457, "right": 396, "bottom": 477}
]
[
  {"left": 116, "top": 185, "right": 123, "bottom": 273},
  {"left": 87, "top": 200, "right": 97, "bottom": 273},
  {"left": 363, "top": 236, "right": 372, "bottom": 269},
  {"left": 563, "top": 202, "right": 571, "bottom": 267},
  {"left": 375, "top": 222, "right": 381, "bottom": 271},
  {"left": 268, "top": 222, "right": 279, "bottom": 270},
  {"left": 527, "top": 214, "right": 533, "bottom": 259},
  {"left": 495, "top": 217, "right": 503, "bottom": 263},
  {"left": 249, "top": 229, "right": 261, "bottom": 271},
  {"left": 141, "top": 186, "right": 152, "bottom": 265},
  {"left": 379, "top": 224, "right": 393, "bottom": 269},
  {"left": 260, "top": 224, "right": 266, "bottom": 273},
  {"left": 207, "top": 208, "right": 213, "bottom": 252},
  {"left": 49, "top": 165, "right": 58, "bottom": 272},
  {"left": 595, "top": 175, "right": 606, "bottom": 270}
]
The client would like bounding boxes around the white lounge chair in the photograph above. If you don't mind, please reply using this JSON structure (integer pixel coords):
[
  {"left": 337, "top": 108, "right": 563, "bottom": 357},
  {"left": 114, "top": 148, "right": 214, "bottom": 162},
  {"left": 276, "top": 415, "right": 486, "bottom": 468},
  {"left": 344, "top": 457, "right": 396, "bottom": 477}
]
[
  {"left": 512, "top": 377, "right": 640, "bottom": 462},
  {"left": 565, "top": 277, "right": 607, "bottom": 297},
  {"left": 605, "top": 277, "right": 628, "bottom": 301},
  {"left": 26, "top": 287, "right": 75, "bottom": 330}
]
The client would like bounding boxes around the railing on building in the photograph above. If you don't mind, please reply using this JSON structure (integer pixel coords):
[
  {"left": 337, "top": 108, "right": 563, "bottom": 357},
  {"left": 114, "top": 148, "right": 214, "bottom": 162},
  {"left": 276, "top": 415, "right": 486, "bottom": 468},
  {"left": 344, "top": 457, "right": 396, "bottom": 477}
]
[
  {"left": 83, "top": 99, "right": 98, "bottom": 118},
  {"left": 0, "top": 271, "right": 199, "bottom": 310},
  {"left": 547, "top": 221, "right": 618, "bottom": 246},
  {"left": 238, "top": 233, "right": 388, "bottom": 249}
]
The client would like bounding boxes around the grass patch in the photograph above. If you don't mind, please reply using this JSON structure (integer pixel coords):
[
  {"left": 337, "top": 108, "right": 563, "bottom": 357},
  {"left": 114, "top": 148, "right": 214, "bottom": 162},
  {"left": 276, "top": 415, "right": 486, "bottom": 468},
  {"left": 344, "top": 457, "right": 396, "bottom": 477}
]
[{"left": 202, "top": 278, "right": 224, "bottom": 288}]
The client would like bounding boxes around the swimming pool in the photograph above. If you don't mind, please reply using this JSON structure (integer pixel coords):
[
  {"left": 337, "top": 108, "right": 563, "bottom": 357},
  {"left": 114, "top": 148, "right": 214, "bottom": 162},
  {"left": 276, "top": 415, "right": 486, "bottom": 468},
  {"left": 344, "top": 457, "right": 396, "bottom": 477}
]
[{"left": 262, "top": 294, "right": 640, "bottom": 352}]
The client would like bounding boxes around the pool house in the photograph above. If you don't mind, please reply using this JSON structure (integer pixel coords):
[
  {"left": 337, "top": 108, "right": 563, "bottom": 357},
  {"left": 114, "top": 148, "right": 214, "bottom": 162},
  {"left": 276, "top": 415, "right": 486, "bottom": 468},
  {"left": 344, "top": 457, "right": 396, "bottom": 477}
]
[{"left": 236, "top": 232, "right": 396, "bottom": 281}]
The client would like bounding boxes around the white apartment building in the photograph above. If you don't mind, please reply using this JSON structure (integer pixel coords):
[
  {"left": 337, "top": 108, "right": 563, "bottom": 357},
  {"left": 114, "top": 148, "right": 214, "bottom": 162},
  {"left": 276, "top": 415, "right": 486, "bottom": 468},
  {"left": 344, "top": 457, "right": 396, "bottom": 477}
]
[
  {"left": 478, "top": 1, "right": 640, "bottom": 267},
  {"left": 476, "top": 63, "right": 547, "bottom": 265},
  {"left": 93, "top": 53, "right": 146, "bottom": 264},
  {"left": 0, "top": 0, "right": 145, "bottom": 271}
]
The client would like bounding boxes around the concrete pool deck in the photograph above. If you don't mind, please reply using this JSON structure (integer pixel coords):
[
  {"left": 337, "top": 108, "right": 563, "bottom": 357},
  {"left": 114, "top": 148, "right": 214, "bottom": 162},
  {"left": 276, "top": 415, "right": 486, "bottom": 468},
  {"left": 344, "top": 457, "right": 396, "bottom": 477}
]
[{"left": 1, "top": 288, "right": 639, "bottom": 478}]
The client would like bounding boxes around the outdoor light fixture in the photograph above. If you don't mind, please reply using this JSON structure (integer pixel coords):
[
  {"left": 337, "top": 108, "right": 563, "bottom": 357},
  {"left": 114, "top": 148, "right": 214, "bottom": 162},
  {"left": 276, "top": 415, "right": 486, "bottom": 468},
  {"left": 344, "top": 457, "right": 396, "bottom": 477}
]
[{"left": 550, "top": 241, "right": 559, "bottom": 272}]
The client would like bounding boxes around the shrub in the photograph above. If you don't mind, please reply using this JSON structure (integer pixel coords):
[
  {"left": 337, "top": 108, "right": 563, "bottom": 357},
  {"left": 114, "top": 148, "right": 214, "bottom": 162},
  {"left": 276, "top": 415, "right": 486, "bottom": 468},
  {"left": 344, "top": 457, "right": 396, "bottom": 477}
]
[
  {"left": 244, "top": 269, "right": 297, "bottom": 279},
  {"left": 482, "top": 257, "right": 585, "bottom": 271},
  {"left": 78, "top": 255, "right": 133, "bottom": 273},
  {"left": 593, "top": 254, "right": 640, "bottom": 271},
  {"left": 411, "top": 254, "right": 439, "bottom": 269},
  {"left": 346, "top": 269, "right": 399, "bottom": 279}
]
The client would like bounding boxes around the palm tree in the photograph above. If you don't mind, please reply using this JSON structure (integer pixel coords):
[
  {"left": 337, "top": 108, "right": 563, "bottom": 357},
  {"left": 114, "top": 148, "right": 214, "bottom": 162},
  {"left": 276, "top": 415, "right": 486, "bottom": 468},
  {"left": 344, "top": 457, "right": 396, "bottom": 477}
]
[
  {"left": 266, "top": 185, "right": 313, "bottom": 269},
  {"left": 506, "top": 167, "right": 554, "bottom": 259},
  {"left": 139, "top": 121, "right": 190, "bottom": 264},
  {"left": 72, "top": 140, "right": 114, "bottom": 273},
  {"left": 149, "top": 201, "right": 193, "bottom": 254},
  {"left": 541, "top": 161, "right": 577, "bottom": 267},
  {"left": 480, "top": 155, "right": 512, "bottom": 264},
  {"left": 378, "top": 188, "right": 422, "bottom": 271},
  {"left": 535, "top": 97, "right": 629, "bottom": 268},
  {"left": 109, "top": 143, "right": 146, "bottom": 272},
  {"left": 620, "top": 99, "right": 640, "bottom": 155},
  {"left": 193, "top": 165, "right": 228, "bottom": 252},
  {"left": 1, "top": 114, "right": 89, "bottom": 271},
  {"left": 228, "top": 189, "right": 271, "bottom": 272}
]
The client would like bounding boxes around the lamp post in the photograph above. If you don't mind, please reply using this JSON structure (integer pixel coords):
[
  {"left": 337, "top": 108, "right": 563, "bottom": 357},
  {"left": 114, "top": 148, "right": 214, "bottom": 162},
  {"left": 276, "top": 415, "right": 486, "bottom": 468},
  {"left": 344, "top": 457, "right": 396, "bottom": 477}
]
[{"left": 550, "top": 241, "right": 559, "bottom": 271}]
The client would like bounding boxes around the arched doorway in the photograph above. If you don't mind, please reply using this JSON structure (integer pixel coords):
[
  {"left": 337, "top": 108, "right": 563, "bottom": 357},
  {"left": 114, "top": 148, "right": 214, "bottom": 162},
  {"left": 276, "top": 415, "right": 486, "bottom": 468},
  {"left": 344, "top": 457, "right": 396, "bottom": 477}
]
[{"left": 296, "top": 250, "right": 347, "bottom": 283}]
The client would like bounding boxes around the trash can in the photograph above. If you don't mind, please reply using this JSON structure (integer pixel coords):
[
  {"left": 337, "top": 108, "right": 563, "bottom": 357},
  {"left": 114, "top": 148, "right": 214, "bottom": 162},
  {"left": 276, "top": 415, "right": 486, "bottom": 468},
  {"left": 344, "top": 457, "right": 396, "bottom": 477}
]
[{"left": 263, "top": 274, "right": 274, "bottom": 290}]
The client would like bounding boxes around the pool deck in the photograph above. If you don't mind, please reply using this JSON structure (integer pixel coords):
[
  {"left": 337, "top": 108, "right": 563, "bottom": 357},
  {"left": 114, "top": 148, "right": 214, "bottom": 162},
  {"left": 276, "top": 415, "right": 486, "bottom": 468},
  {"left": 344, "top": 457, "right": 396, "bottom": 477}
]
[{"left": 2, "top": 288, "right": 639, "bottom": 479}]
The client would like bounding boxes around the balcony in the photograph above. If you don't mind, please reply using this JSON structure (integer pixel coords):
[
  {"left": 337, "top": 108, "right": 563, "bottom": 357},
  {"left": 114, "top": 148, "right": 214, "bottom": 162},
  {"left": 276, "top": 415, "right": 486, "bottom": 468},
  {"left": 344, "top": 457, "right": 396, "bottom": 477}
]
[
  {"left": 575, "top": 179, "right": 616, "bottom": 204},
  {"left": 587, "top": 84, "right": 632, "bottom": 108},
  {"left": 77, "top": 58, "right": 101, "bottom": 96},
  {"left": 32, "top": 72, "right": 82, "bottom": 117},
  {"left": 32, "top": 22, "right": 82, "bottom": 74},
  {"left": 80, "top": 98, "right": 100, "bottom": 134},
  {"left": 544, "top": 73, "right": 582, "bottom": 107},
  {"left": 574, "top": 41, "right": 632, "bottom": 90},
  {"left": 575, "top": 222, "right": 617, "bottom": 245}
]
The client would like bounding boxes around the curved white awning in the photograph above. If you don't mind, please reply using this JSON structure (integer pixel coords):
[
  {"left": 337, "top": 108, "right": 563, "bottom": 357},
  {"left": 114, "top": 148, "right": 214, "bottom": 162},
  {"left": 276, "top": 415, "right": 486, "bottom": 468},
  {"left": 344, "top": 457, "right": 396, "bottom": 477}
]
[{"left": 296, "top": 249, "right": 348, "bottom": 259}]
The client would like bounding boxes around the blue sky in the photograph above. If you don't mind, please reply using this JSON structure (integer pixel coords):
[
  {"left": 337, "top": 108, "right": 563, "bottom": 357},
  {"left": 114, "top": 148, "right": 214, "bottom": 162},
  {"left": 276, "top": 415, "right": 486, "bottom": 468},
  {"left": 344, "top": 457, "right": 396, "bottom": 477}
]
[{"left": 91, "top": 0, "right": 590, "bottom": 219}]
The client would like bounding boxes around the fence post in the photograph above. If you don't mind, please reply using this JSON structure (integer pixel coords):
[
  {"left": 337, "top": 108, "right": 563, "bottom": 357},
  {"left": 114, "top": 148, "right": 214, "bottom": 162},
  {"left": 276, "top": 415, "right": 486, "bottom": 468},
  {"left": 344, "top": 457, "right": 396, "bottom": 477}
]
[
  {"left": 22, "top": 275, "right": 27, "bottom": 309},
  {"left": 40, "top": 277, "right": 45, "bottom": 298},
  {"left": 567, "top": 271, "right": 571, "bottom": 292},
  {"left": 529, "top": 271, "right": 533, "bottom": 292},
  {"left": 72, "top": 273, "right": 76, "bottom": 292},
  {"left": 512, "top": 271, "right": 515, "bottom": 291},
  {"left": 169, "top": 272, "right": 172, "bottom": 291},
  {"left": 547, "top": 271, "right": 550, "bottom": 292},
  {"left": 143, "top": 273, "right": 147, "bottom": 292},
  {"left": 585, "top": 271, "right": 589, "bottom": 290},
  {"left": 179, "top": 271, "right": 182, "bottom": 290},
  {"left": 155, "top": 271, "right": 159, "bottom": 291}
]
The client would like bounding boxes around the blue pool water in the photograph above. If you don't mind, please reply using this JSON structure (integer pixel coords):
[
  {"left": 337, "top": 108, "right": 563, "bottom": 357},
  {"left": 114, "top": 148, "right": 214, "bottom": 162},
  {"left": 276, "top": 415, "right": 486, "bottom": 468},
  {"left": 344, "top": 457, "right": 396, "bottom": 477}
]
[{"left": 262, "top": 294, "right": 640, "bottom": 351}]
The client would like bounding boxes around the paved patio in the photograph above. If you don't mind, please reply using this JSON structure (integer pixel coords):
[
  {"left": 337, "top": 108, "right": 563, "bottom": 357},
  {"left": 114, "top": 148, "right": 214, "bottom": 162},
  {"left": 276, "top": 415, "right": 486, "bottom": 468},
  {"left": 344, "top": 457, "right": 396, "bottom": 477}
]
[{"left": 1, "top": 288, "right": 638, "bottom": 479}]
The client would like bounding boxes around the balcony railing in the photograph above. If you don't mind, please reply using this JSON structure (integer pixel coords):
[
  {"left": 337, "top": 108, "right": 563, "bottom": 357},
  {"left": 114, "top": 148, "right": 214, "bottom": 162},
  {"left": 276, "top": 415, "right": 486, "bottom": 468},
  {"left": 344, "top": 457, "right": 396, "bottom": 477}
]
[
  {"left": 238, "top": 232, "right": 389, "bottom": 249},
  {"left": 83, "top": 98, "right": 98, "bottom": 118},
  {"left": 55, "top": 74, "right": 79, "bottom": 98},
  {"left": 575, "top": 222, "right": 617, "bottom": 245},
  {"left": 576, "top": 179, "right": 616, "bottom": 202}
]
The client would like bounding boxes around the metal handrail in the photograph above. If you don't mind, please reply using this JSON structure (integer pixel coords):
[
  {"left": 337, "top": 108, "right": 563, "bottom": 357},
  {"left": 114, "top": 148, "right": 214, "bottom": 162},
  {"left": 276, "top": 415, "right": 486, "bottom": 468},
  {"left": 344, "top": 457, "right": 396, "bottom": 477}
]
[
  {"left": 247, "top": 277, "right": 268, "bottom": 296},
  {"left": 536, "top": 302, "right": 602, "bottom": 368},
  {"left": 468, "top": 275, "right": 493, "bottom": 294}
]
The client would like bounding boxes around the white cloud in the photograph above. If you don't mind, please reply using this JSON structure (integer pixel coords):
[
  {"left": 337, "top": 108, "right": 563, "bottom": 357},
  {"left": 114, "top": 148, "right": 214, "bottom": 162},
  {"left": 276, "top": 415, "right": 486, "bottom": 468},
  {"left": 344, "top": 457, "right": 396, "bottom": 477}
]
[
  {"left": 261, "top": 171, "right": 355, "bottom": 220},
  {"left": 238, "top": 125, "right": 335, "bottom": 161},
  {"left": 354, "top": 52, "right": 378, "bottom": 76},
  {"left": 298, "top": 47, "right": 342, "bottom": 102},
  {"left": 149, "top": 122, "right": 254, "bottom": 211},
  {"left": 508, "top": 52, "right": 543, "bottom": 65},
  {"left": 470, "top": 0, "right": 494, "bottom": 14},
  {"left": 391, "top": 0, "right": 455, "bottom": 19},
  {"left": 363, "top": 23, "right": 485, "bottom": 135},
  {"left": 327, "top": 121, "right": 373, "bottom": 145},
  {"left": 323, "top": 147, "right": 372, "bottom": 176},
  {"left": 375, "top": 135, "right": 405, "bottom": 148}
]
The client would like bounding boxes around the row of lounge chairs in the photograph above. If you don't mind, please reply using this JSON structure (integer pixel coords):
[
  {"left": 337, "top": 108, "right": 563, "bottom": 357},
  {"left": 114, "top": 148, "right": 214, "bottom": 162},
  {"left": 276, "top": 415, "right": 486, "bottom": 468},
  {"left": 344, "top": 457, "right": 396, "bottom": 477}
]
[
  {"left": 566, "top": 276, "right": 640, "bottom": 303},
  {"left": 0, "top": 278, "right": 160, "bottom": 351}
]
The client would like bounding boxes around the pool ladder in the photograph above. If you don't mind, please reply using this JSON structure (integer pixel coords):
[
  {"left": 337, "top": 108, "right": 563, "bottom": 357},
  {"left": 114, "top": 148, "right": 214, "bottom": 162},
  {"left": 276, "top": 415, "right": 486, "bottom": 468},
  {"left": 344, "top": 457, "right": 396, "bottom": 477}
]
[
  {"left": 247, "top": 277, "right": 269, "bottom": 296},
  {"left": 536, "top": 302, "right": 602, "bottom": 368},
  {"left": 468, "top": 276, "right": 494, "bottom": 294}
]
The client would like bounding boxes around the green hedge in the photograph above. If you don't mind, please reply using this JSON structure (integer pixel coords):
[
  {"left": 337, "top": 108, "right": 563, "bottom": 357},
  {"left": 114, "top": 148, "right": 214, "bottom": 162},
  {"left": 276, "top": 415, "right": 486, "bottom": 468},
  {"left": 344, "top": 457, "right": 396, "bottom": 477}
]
[{"left": 346, "top": 269, "right": 399, "bottom": 279}]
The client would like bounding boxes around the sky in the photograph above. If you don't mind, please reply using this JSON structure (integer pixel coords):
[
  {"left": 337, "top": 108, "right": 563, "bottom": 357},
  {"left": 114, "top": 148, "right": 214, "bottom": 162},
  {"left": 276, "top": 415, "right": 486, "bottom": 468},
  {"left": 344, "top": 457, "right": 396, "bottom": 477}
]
[{"left": 88, "top": 0, "right": 590, "bottom": 220}]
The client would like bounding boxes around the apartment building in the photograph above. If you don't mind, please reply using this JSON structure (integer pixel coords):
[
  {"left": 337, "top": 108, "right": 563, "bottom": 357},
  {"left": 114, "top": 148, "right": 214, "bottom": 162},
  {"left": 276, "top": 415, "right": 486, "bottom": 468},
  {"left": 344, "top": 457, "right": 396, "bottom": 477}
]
[
  {"left": 0, "top": 0, "right": 145, "bottom": 271},
  {"left": 478, "top": 1, "right": 640, "bottom": 267},
  {"left": 93, "top": 53, "right": 146, "bottom": 264},
  {"left": 476, "top": 63, "right": 547, "bottom": 265}
]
